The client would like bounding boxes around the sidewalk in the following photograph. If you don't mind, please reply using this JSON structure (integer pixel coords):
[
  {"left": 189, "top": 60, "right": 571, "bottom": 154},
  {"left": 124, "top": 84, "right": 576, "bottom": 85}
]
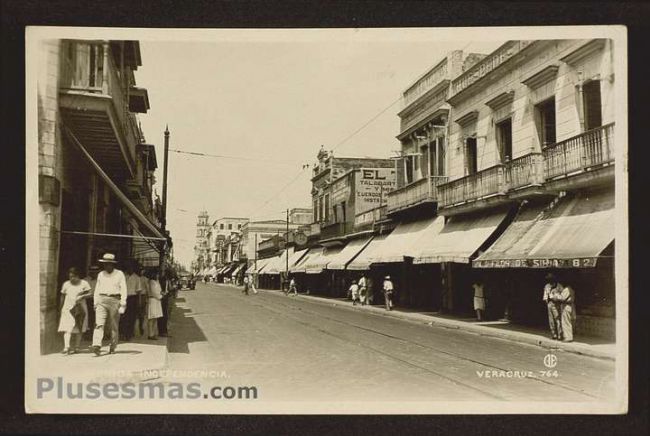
[
  {"left": 256, "top": 287, "right": 616, "bottom": 361},
  {"left": 33, "top": 336, "right": 169, "bottom": 383}
]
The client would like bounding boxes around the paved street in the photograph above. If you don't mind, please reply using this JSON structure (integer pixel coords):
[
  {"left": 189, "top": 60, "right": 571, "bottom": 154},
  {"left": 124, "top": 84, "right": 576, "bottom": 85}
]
[{"left": 161, "top": 282, "right": 615, "bottom": 402}]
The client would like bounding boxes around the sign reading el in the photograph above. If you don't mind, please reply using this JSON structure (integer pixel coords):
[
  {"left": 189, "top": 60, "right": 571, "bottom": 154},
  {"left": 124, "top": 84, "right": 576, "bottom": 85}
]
[{"left": 356, "top": 168, "right": 396, "bottom": 213}]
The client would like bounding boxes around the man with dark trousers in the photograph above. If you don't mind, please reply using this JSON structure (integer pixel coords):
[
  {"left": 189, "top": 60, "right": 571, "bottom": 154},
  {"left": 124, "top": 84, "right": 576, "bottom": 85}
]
[{"left": 157, "top": 270, "right": 171, "bottom": 337}]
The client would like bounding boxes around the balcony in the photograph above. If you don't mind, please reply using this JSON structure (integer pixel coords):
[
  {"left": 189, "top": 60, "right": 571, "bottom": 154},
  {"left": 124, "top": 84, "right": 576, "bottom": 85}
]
[
  {"left": 438, "top": 165, "right": 508, "bottom": 214},
  {"left": 354, "top": 205, "right": 387, "bottom": 230},
  {"left": 59, "top": 41, "right": 145, "bottom": 179},
  {"left": 543, "top": 123, "right": 615, "bottom": 188},
  {"left": 386, "top": 176, "right": 448, "bottom": 215},
  {"left": 504, "top": 152, "right": 546, "bottom": 198},
  {"left": 319, "top": 221, "right": 354, "bottom": 240}
]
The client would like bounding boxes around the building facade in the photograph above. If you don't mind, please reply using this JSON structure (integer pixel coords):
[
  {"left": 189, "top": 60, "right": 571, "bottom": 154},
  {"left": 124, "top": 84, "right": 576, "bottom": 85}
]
[{"left": 38, "top": 39, "right": 165, "bottom": 353}]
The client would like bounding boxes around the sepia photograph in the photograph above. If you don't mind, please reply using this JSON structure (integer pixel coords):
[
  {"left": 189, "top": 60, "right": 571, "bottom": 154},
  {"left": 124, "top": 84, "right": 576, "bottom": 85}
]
[{"left": 24, "top": 25, "right": 628, "bottom": 414}]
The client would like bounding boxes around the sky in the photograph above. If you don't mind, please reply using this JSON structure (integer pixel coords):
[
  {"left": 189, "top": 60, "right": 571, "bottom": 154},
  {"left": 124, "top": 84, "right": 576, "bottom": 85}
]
[{"left": 133, "top": 32, "right": 504, "bottom": 267}]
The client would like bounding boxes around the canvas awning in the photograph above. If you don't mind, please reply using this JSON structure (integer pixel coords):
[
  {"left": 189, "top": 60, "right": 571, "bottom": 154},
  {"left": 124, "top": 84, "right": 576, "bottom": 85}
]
[
  {"left": 252, "top": 257, "right": 274, "bottom": 274},
  {"left": 303, "top": 246, "right": 344, "bottom": 274},
  {"left": 288, "top": 248, "right": 309, "bottom": 269},
  {"left": 290, "top": 247, "right": 324, "bottom": 273},
  {"left": 347, "top": 234, "right": 389, "bottom": 270},
  {"left": 473, "top": 190, "right": 614, "bottom": 268},
  {"left": 264, "top": 248, "right": 294, "bottom": 275},
  {"left": 412, "top": 209, "right": 510, "bottom": 264},
  {"left": 327, "top": 237, "right": 374, "bottom": 270},
  {"left": 207, "top": 267, "right": 218, "bottom": 276},
  {"left": 372, "top": 217, "right": 440, "bottom": 264},
  {"left": 231, "top": 263, "right": 246, "bottom": 277}
]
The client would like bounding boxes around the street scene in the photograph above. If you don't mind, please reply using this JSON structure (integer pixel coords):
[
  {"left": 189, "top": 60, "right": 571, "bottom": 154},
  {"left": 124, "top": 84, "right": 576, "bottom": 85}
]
[{"left": 27, "top": 27, "right": 626, "bottom": 413}]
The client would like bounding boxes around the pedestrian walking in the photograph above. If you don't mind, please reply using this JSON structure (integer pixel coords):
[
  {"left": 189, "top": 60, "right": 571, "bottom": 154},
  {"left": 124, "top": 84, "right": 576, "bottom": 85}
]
[
  {"left": 542, "top": 273, "right": 563, "bottom": 340},
  {"left": 146, "top": 270, "right": 163, "bottom": 340},
  {"left": 556, "top": 282, "right": 577, "bottom": 342},
  {"left": 358, "top": 275, "right": 368, "bottom": 306},
  {"left": 383, "top": 276, "right": 394, "bottom": 311},
  {"left": 288, "top": 277, "right": 298, "bottom": 296},
  {"left": 349, "top": 280, "right": 360, "bottom": 305},
  {"left": 472, "top": 280, "right": 486, "bottom": 321},
  {"left": 58, "top": 267, "right": 92, "bottom": 354},
  {"left": 120, "top": 261, "right": 142, "bottom": 341},
  {"left": 242, "top": 274, "right": 250, "bottom": 295},
  {"left": 248, "top": 273, "right": 258, "bottom": 294},
  {"left": 91, "top": 253, "right": 127, "bottom": 356}
]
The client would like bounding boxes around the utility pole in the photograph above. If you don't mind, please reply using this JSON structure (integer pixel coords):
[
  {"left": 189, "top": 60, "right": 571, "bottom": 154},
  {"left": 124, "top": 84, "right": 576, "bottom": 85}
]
[
  {"left": 285, "top": 208, "right": 289, "bottom": 287},
  {"left": 159, "top": 125, "right": 170, "bottom": 281}
]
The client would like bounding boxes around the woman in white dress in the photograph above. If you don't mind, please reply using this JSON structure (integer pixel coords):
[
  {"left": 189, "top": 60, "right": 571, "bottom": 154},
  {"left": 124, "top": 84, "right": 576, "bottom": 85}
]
[
  {"left": 147, "top": 270, "right": 164, "bottom": 340},
  {"left": 58, "top": 267, "right": 92, "bottom": 354}
]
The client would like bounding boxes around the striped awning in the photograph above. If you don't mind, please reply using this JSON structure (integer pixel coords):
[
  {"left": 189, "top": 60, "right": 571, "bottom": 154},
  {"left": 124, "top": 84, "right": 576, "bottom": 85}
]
[
  {"left": 326, "top": 237, "right": 373, "bottom": 270},
  {"left": 473, "top": 189, "right": 614, "bottom": 268},
  {"left": 346, "top": 235, "right": 389, "bottom": 270}
]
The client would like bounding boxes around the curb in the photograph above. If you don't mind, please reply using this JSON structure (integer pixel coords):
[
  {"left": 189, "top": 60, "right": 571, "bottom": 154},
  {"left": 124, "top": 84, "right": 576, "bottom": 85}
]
[{"left": 255, "top": 287, "right": 615, "bottom": 361}]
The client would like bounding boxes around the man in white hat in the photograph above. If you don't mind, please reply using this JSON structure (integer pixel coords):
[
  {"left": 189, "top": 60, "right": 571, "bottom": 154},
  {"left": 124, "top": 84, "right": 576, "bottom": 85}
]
[{"left": 91, "top": 253, "right": 127, "bottom": 356}]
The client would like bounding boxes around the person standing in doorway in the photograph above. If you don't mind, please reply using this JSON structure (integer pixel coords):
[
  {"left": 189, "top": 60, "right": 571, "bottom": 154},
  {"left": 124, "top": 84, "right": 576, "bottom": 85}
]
[
  {"left": 358, "top": 275, "right": 368, "bottom": 306},
  {"left": 137, "top": 267, "right": 149, "bottom": 337},
  {"left": 472, "top": 280, "right": 486, "bottom": 321},
  {"left": 82, "top": 265, "right": 100, "bottom": 341},
  {"left": 542, "top": 273, "right": 563, "bottom": 340},
  {"left": 91, "top": 253, "right": 127, "bottom": 356},
  {"left": 556, "top": 281, "right": 577, "bottom": 342},
  {"left": 58, "top": 267, "right": 92, "bottom": 354},
  {"left": 121, "top": 261, "right": 142, "bottom": 341},
  {"left": 383, "top": 276, "right": 394, "bottom": 311}
]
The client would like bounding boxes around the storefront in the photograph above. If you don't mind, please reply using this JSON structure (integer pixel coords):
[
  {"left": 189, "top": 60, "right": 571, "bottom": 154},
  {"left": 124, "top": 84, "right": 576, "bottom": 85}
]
[
  {"left": 472, "top": 189, "right": 615, "bottom": 338},
  {"left": 326, "top": 236, "right": 374, "bottom": 298},
  {"left": 347, "top": 234, "right": 389, "bottom": 304}
]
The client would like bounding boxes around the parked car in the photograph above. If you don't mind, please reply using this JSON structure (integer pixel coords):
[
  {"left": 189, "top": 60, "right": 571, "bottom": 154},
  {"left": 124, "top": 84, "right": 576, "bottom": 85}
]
[{"left": 179, "top": 274, "right": 195, "bottom": 290}]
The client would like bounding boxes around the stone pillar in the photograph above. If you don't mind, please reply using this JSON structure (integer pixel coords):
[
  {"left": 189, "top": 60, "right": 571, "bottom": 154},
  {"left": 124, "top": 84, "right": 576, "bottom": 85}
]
[{"left": 38, "top": 39, "right": 63, "bottom": 354}]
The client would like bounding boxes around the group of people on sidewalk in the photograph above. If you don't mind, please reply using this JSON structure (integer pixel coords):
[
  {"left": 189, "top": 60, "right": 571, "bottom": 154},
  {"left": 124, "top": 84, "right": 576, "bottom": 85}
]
[
  {"left": 348, "top": 275, "right": 394, "bottom": 311},
  {"left": 57, "top": 253, "right": 175, "bottom": 356}
]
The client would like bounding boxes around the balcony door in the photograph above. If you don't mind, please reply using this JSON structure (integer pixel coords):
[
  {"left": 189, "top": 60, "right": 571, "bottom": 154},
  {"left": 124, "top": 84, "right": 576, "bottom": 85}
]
[
  {"left": 583, "top": 80, "right": 602, "bottom": 131},
  {"left": 496, "top": 118, "right": 513, "bottom": 163},
  {"left": 536, "top": 97, "right": 556, "bottom": 148},
  {"left": 465, "top": 137, "right": 478, "bottom": 175}
]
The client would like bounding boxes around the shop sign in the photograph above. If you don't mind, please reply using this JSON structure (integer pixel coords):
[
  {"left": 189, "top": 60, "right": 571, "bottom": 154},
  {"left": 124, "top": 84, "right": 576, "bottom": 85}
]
[
  {"left": 473, "top": 257, "right": 598, "bottom": 268},
  {"left": 355, "top": 168, "right": 397, "bottom": 214}
]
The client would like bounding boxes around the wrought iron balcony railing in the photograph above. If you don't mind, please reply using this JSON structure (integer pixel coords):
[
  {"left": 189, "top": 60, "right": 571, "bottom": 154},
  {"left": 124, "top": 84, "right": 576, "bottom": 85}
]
[{"left": 386, "top": 176, "right": 449, "bottom": 213}]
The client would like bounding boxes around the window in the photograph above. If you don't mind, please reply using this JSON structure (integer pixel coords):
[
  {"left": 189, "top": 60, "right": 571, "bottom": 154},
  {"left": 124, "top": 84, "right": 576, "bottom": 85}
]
[
  {"left": 228, "top": 224, "right": 232, "bottom": 230},
  {"left": 404, "top": 155, "right": 414, "bottom": 184},
  {"left": 341, "top": 201, "right": 346, "bottom": 223},
  {"left": 536, "top": 98, "right": 556, "bottom": 147},
  {"left": 496, "top": 118, "right": 513, "bottom": 162},
  {"left": 319, "top": 196, "right": 324, "bottom": 223},
  {"left": 220, "top": 224, "right": 224, "bottom": 230},
  {"left": 583, "top": 80, "right": 602, "bottom": 131},
  {"left": 238, "top": 223, "right": 242, "bottom": 229},
  {"left": 466, "top": 137, "right": 478, "bottom": 175},
  {"left": 420, "top": 145, "right": 429, "bottom": 177},
  {"left": 324, "top": 194, "right": 330, "bottom": 222},
  {"left": 313, "top": 199, "right": 319, "bottom": 222}
]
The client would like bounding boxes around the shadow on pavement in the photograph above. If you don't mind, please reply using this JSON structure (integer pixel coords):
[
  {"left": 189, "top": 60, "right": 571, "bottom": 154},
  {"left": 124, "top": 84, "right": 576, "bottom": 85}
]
[{"left": 167, "top": 303, "right": 208, "bottom": 354}]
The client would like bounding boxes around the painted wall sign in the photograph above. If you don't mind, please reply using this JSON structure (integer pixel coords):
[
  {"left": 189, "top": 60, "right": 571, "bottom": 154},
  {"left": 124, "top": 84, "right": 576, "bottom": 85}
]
[{"left": 355, "top": 168, "right": 397, "bottom": 214}]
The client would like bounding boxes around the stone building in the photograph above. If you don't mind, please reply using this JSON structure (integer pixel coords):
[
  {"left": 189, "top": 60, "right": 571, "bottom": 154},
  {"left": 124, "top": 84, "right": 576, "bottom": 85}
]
[{"left": 37, "top": 39, "right": 164, "bottom": 353}]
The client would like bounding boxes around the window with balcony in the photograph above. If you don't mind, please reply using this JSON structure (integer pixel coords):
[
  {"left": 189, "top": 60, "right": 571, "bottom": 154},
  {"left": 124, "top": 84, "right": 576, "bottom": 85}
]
[
  {"left": 465, "top": 137, "right": 478, "bottom": 175},
  {"left": 313, "top": 199, "right": 319, "bottom": 222},
  {"left": 583, "top": 80, "right": 602, "bottom": 131},
  {"left": 404, "top": 155, "right": 415, "bottom": 184},
  {"left": 324, "top": 194, "right": 330, "bottom": 222},
  {"left": 496, "top": 118, "right": 513, "bottom": 163},
  {"left": 420, "top": 145, "right": 429, "bottom": 177},
  {"left": 536, "top": 98, "right": 556, "bottom": 147}
]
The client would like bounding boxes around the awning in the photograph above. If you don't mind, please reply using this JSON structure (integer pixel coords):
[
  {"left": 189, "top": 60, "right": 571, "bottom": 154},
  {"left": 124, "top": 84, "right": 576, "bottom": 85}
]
[
  {"left": 347, "top": 234, "right": 389, "bottom": 270},
  {"left": 131, "top": 226, "right": 163, "bottom": 267},
  {"left": 223, "top": 263, "right": 238, "bottom": 276},
  {"left": 290, "top": 247, "right": 324, "bottom": 273},
  {"left": 207, "top": 267, "right": 218, "bottom": 276},
  {"left": 303, "top": 246, "right": 344, "bottom": 274},
  {"left": 64, "top": 127, "right": 165, "bottom": 240},
  {"left": 327, "top": 237, "right": 374, "bottom": 270},
  {"left": 372, "top": 217, "right": 440, "bottom": 264},
  {"left": 264, "top": 248, "right": 294, "bottom": 275},
  {"left": 473, "top": 190, "right": 614, "bottom": 268},
  {"left": 252, "top": 257, "right": 274, "bottom": 274},
  {"left": 216, "top": 265, "right": 229, "bottom": 275},
  {"left": 412, "top": 209, "right": 509, "bottom": 264},
  {"left": 231, "top": 263, "right": 246, "bottom": 277},
  {"left": 288, "top": 248, "right": 309, "bottom": 269}
]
